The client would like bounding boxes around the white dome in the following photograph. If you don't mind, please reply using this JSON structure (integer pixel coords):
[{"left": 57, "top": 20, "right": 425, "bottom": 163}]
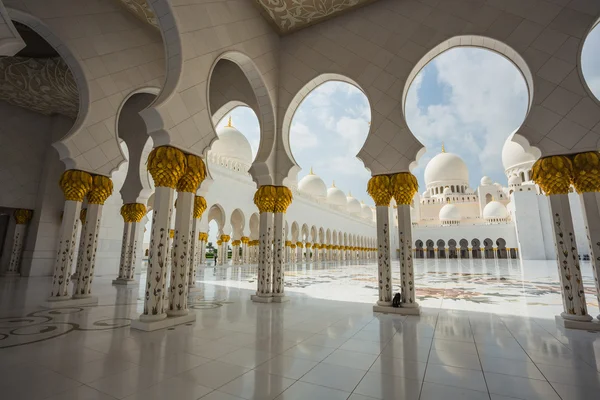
[
  {"left": 361, "top": 202, "right": 373, "bottom": 219},
  {"left": 439, "top": 204, "right": 461, "bottom": 221},
  {"left": 508, "top": 175, "right": 522, "bottom": 185},
  {"left": 443, "top": 187, "right": 452, "bottom": 195},
  {"left": 480, "top": 176, "right": 492, "bottom": 185},
  {"left": 483, "top": 201, "right": 508, "bottom": 219},
  {"left": 211, "top": 121, "right": 253, "bottom": 164},
  {"left": 502, "top": 132, "right": 536, "bottom": 171},
  {"left": 298, "top": 169, "right": 327, "bottom": 198},
  {"left": 327, "top": 183, "right": 346, "bottom": 206},
  {"left": 346, "top": 193, "right": 361, "bottom": 214},
  {"left": 423, "top": 190, "right": 430, "bottom": 198},
  {"left": 424, "top": 151, "right": 469, "bottom": 186}
]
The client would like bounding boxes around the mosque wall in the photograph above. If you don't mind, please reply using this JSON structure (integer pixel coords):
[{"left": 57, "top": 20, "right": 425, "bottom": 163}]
[{"left": 411, "top": 224, "right": 518, "bottom": 250}]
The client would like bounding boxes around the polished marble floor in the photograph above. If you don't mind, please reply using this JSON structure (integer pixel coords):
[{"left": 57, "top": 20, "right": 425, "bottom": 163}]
[{"left": 0, "top": 260, "right": 599, "bottom": 400}]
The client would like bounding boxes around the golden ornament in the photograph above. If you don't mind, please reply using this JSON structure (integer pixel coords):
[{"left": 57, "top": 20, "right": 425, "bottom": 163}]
[
  {"left": 193, "top": 196, "right": 207, "bottom": 219},
  {"left": 120, "top": 203, "right": 147, "bottom": 223},
  {"left": 254, "top": 185, "right": 277, "bottom": 213},
  {"left": 391, "top": 172, "right": 419, "bottom": 205},
  {"left": 147, "top": 146, "right": 186, "bottom": 189},
  {"left": 220, "top": 234, "right": 230, "bottom": 242},
  {"left": 367, "top": 175, "right": 393, "bottom": 206},
  {"left": 274, "top": 186, "right": 293, "bottom": 213},
  {"left": 177, "top": 154, "right": 206, "bottom": 193},
  {"left": 13, "top": 209, "right": 33, "bottom": 224},
  {"left": 87, "top": 175, "right": 113, "bottom": 205},
  {"left": 59, "top": 170, "right": 93, "bottom": 202},
  {"left": 571, "top": 151, "right": 600, "bottom": 193},
  {"left": 531, "top": 155, "right": 573, "bottom": 195}
]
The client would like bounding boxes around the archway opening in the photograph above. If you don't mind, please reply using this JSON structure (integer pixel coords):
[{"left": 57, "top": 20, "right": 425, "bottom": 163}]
[
  {"left": 581, "top": 20, "right": 600, "bottom": 102},
  {"left": 289, "top": 80, "right": 373, "bottom": 213},
  {"left": 405, "top": 46, "right": 529, "bottom": 192}
]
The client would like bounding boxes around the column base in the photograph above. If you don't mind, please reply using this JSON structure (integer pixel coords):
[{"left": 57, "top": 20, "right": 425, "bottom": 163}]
[
  {"left": 131, "top": 313, "right": 196, "bottom": 332},
  {"left": 373, "top": 304, "right": 421, "bottom": 315},
  {"left": 272, "top": 295, "right": 289, "bottom": 303},
  {"left": 251, "top": 294, "right": 273, "bottom": 303},
  {"left": 112, "top": 278, "right": 137, "bottom": 286},
  {"left": 41, "top": 296, "right": 99, "bottom": 309},
  {"left": 556, "top": 315, "right": 600, "bottom": 331},
  {"left": 0, "top": 271, "right": 20, "bottom": 277}
]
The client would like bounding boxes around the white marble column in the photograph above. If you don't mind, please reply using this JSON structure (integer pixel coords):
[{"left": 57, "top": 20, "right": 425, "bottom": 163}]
[
  {"left": 375, "top": 206, "right": 392, "bottom": 305},
  {"left": 134, "top": 148, "right": 187, "bottom": 328},
  {"left": 254, "top": 211, "right": 274, "bottom": 301},
  {"left": 548, "top": 193, "right": 593, "bottom": 323},
  {"left": 189, "top": 196, "right": 206, "bottom": 290},
  {"left": 272, "top": 212, "right": 286, "bottom": 300},
  {"left": 580, "top": 192, "right": 600, "bottom": 320},
  {"left": 241, "top": 236, "right": 249, "bottom": 264},
  {"left": 71, "top": 209, "right": 86, "bottom": 281},
  {"left": 47, "top": 170, "right": 92, "bottom": 304},
  {"left": 397, "top": 204, "right": 419, "bottom": 311},
  {"left": 73, "top": 196, "right": 108, "bottom": 300},
  {"left": 114, "top": 203, "right": 146, "bottom": 285},
  {"left": 168, "top": 191, "right": 194, "bottom": 316},
  {"left": 220, "top": 235, "right": 230, "bottom": 265},
  {"left": 2, "top": 209, "right": 33, "bottom": 276}
]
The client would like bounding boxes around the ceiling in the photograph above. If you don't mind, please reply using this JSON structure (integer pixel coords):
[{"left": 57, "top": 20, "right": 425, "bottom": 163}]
[
  {"left": 116, "top": 0, "right": 377, "bottom": 35},
  {"left": 253, "top": 0, "right": 379, "bottom": 34}
]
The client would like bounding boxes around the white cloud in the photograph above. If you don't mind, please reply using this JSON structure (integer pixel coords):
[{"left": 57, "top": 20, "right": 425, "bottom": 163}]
[
  {"left": 290, "top": 121, "right": 319, "bottom": 151},
  {"left": 405, "top": 47, "right": 528, "bottom": 186}
]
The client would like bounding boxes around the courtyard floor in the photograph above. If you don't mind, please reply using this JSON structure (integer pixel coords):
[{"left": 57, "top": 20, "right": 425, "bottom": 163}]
[{"left": 0, "top": 259, "right": 599, "bottom": 400}]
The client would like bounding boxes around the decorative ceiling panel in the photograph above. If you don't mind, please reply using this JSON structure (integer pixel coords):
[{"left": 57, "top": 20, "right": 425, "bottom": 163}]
[
  {"left": 115, "top": 0, "right": 158, "bottom": 29},
  {"left": 0, "top": 57, "right": 78, "bottom": 118},
  {"left": 254, "top": 0, "right": 378, "bottom": 34}
]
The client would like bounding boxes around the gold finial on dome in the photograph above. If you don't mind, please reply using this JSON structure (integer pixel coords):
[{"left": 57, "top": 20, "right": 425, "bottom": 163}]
[
  {"left": 226, "top": 116, "right": 233, "bottom": 128},
  {"left": 331, "top": 180, "right": 336, "bottom": 188},
  {"left": 348, "top": 190, "right": 352, "bottom": 196},
  {"left": 441, "top": 142, "right": 446, "bottom": 153},
  {"left": 309, "top": 166, "right": 314, "bottom": 175}
]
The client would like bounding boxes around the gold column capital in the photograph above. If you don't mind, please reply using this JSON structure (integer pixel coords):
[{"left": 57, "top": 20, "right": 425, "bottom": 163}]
[
  {"left": 531, "top": 155, "right": 573, "bottom": 195},
  {"left": 198, "top": 232, "right": 208, "bottom": 241},
  {"left": 120, "top": 203, "right": 147, "bottom": 223},
  {"left": 13, "top": 209, "right": 33, "bottom": 224},
  {"left": 220, "top": 234, "right": 230, "bottom": 242},
  {"left": 147, "top": 146, "right": 186, "bottom": 189},
  {"left": 177, "top": 154, "right": 206, "bottom": 193},
  {"left": 241, "top": 236, "right": 249, "bottom": 244},
  {"left": 391, "top": 172, "right": 419, "bottom": 205},
  {"left": 232, "top": 240, "right": 241, "bottom": 246},
  {"left": 87, "top": 175, "right": 113, "bottom": 205},
  {"left": 296, "top": 241, "right": 303, "bottom": 248},
  {"left": 217, "top": 239, "right": 222, "bottom": 245},
  {"left": 274, "top": 186, "right": 293, "bottom": 213},
  {"left": 572, "top": 151, "right": 600, "bottom": 193},
  {"left": 59, "top": 170, "right": 93, "bottom": 202},
  {"left": 193, "top": 196, "right": 207, "bottom": 219},
  {"left": 367, "top": 175, "right": 393, "bottom": 206}
]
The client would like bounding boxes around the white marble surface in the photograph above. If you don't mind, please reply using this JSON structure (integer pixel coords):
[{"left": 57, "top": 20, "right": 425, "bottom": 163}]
[{"left": 0, "top": 259, "right": 599, "bottom": 400}]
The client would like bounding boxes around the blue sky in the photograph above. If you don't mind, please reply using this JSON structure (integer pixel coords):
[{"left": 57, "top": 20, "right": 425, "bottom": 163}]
[{"left": 217, "top": 25, "right": 600, "bottom": 203}]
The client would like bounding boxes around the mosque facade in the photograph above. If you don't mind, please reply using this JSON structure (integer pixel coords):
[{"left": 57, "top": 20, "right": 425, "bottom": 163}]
[{"left": 392, "top": 136, "right": 589, "bottom": 261}]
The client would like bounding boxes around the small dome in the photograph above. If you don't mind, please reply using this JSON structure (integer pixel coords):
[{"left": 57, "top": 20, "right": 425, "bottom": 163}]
[
  {"left": 424, "top": 150, "right": 469, "bottom": 186},
  {"left": 361, "top": 202, "right": 373, "bottom": 219},
  {"left": 327, "top": 182, "right": 346, "bottom": 205},
  {"left": 502, "top": 132, "right": 536, "bottom": 171},
  {"left": 423, "top": 190, "right": 430, "bottom": 198},
  {"left": 483, "top": 201, "right": 508, "bottom": 220},
  {"left": 346, "top": 192, "right": 361, "bottom": 214},
  {"left": 210, "top": 117, "right": 253, "bottom": 164},
  {"left": 298, "top": 168, "right": 327, "bottom": 198},
  {"left": 439, "top": 204, "right": 461, "bottom": 221},
  {"left": 443, "top": 187, "right": 452, "bottom": 195},
  {"left": 508, "top": 175, "right": 522, "bottom": 186},
  {"left": 480, "top": 176, "right": 492, "bottom": 185}
]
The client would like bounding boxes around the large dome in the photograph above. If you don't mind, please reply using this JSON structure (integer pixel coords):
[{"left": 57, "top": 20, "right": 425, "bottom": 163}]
[
  {"left": 502, "top": 132, "right": 536, "bottom": 171},
  {"left": 211, "top": 118, "right": 253, "bottom": 164},
  {"left": 346, "top": 193, "right": 361, "bottom": 215},
  {"left": 327, "top": 182, "right": 346, "bottom": 206},
  {"left": 483, "top": 201, "right": 508, "bottom": 220},
  {"left": 298, "top": 169, "right": 327, "bottom": 198},
  {"left": 439, "top": 204, "right": 461, "bottom": 221},
  {"left": 424, "top": 151, "right": 469, "bottom": 186}
]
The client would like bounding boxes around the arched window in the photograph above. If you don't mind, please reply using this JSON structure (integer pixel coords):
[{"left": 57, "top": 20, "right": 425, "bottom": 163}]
[
  {"left": 451, "top": 185, "right": 455, "bottom": 192},
  {"left": 520, "top": 171, "right": 525, "bottom": 182},
  {"left": 485, "top": 193, "right": 492, "bottom": 204}
]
